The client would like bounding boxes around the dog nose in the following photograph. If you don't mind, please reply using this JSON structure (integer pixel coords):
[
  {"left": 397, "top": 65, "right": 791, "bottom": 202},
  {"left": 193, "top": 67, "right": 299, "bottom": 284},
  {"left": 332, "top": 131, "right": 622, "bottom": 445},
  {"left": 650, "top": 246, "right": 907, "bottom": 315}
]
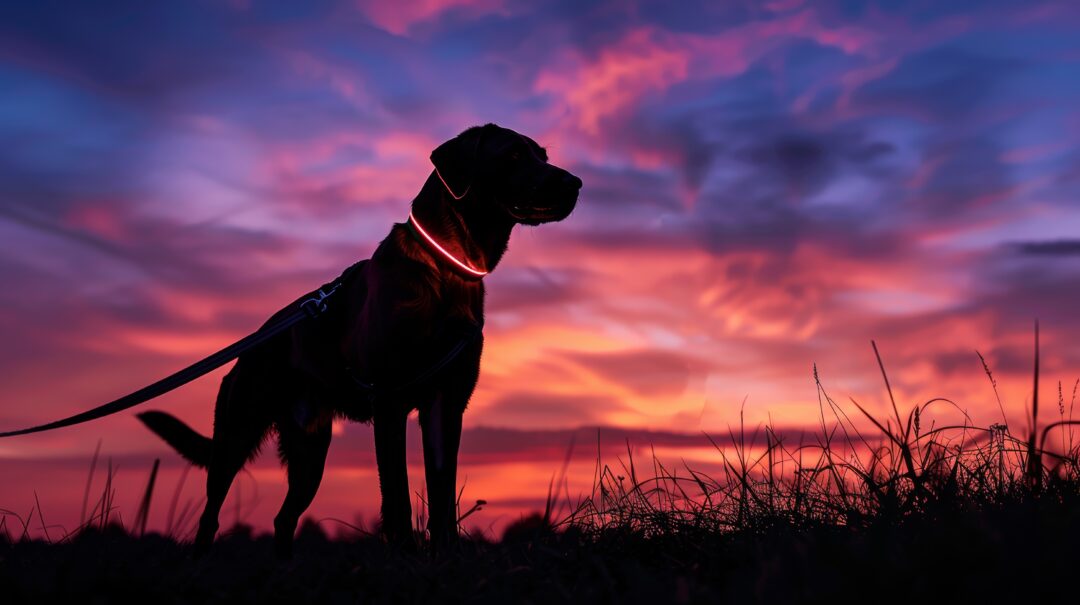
[{"left": 562, "top": 173, "right": 583, "bottom": 191}]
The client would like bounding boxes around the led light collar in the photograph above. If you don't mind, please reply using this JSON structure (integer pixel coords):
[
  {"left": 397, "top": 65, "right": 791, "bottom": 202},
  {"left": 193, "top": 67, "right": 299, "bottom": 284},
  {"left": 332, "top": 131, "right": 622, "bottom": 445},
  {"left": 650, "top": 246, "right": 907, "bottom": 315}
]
[{"left": 407, "top": 210, "right": 488, "bottom": 278}]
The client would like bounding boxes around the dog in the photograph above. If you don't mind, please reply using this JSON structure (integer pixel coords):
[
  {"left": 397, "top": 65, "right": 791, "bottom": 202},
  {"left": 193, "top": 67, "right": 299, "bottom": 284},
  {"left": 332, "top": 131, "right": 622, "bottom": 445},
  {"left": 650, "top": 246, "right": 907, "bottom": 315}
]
[{"left": 136, "top": 123, "right": 582, "bottom": 558}]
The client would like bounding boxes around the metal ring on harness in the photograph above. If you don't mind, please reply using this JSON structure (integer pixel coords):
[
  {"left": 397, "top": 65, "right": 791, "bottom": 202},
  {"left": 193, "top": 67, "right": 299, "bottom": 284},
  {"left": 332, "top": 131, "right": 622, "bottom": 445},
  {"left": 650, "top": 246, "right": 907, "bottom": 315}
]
[{"left": 300, "top": 284, "right": 341, "bottom": 318}]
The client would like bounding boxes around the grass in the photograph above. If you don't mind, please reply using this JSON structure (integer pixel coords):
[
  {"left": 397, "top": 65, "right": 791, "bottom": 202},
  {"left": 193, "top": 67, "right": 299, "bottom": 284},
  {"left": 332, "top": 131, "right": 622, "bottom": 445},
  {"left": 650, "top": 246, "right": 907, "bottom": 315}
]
[
  {"left": 1, "top": 325, "right": 1079, "bottom": 603},
  {"left": 559, "top": 331, "right": 1080, "bottom": 540}
]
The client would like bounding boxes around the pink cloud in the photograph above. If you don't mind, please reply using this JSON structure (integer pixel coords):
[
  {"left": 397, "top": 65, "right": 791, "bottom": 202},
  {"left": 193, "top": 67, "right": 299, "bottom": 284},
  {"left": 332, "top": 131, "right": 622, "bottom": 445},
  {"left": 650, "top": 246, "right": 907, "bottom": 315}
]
[
  {"left": 250, "top": 129, "right": 440, "bottom": 217},
  {"left": 535, "top": 10, "right": 887, "bottom": 137},
  {"left": 1000, "top": 140, "right": 1072, "bottom": 164},
  {"left": 282, "top": 50, "right": 379, "bottom": 110},
  {"left": 61, "top": 202, "right": 132, "bottom": 243},
  {"left": 789, "top": 10, "right": 972, "bottom": 118},
  {"left": 534, "top": 28, "right": 690, "bottom": 135},
  {"left": 907, "top": 154, "right": 948, "bottom": 191},
  {"left": 835, "top": 57, "right": 900, "bottom": 111},
  {"left": 355, "top": 0, "right": 508, "bottom": 36}
]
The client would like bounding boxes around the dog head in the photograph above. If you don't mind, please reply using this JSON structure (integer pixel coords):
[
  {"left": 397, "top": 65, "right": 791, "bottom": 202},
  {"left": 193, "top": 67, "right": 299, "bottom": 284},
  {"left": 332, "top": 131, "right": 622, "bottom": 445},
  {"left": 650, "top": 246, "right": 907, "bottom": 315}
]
[{"left": 430, "top": 123, "right": 582, "bottom": 226}]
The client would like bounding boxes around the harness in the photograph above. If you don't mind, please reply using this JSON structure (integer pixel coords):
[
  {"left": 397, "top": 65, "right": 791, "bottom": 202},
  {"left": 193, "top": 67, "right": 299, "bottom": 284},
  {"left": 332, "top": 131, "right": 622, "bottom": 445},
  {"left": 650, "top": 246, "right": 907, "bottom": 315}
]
[
  {"left": 346, "top": 316, "right": 483, "bottom": 404},
  {"left": 346, "top": 212, "right": 486, "bottom": 403}
]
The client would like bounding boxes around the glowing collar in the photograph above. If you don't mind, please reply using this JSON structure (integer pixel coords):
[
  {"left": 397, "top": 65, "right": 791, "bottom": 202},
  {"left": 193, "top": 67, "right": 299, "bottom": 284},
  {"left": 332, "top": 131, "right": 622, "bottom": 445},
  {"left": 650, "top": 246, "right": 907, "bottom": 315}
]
[{"left": 407, "top": 210, "right": 488, "bottom": 278}]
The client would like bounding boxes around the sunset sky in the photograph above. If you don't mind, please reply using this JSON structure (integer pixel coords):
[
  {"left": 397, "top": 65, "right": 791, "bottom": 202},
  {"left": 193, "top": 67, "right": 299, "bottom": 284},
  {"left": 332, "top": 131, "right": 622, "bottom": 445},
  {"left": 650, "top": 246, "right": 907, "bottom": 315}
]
[{"left": 1, "top": 0, "right": 1078, "bottom": 538}]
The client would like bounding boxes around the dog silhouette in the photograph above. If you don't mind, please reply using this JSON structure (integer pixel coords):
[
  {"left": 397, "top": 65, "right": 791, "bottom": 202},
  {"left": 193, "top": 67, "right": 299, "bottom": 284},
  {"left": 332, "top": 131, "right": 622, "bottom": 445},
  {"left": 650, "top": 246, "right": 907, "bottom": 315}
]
[{"left": 138, "top": 124, "right": 582, "bottom": 558}]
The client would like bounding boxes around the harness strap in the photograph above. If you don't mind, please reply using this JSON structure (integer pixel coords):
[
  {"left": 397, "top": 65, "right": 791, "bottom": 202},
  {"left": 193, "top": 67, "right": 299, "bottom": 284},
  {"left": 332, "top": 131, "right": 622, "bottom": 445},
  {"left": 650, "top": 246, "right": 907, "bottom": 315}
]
[{"left": 348, "top": 319, "right": 483, "bottom": 398}]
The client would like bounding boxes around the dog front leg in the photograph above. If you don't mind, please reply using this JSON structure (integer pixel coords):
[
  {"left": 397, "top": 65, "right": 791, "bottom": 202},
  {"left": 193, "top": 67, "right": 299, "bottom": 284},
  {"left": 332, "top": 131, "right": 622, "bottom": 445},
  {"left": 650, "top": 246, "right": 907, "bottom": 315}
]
[
  {"left": 374, "top": 404, "right": 412, "bottom": 545},
  {"left": 419, "top": 395, "right": 463, "bottom": 550}
]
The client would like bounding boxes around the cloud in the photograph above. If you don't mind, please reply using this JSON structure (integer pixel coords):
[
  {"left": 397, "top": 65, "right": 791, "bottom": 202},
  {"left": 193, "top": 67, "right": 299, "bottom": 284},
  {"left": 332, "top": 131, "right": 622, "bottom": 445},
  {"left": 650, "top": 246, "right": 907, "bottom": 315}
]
[
  {"left": 485, "top": 268, "right": 590, "bottom": 316},
  {"left": 559, "top": 349, "right": 712, "bottom": 398},
  {"left": 480, "top": 392, "right": 627, "bottom": 429},
  {"left": 355, "top": 0, "right": 508, "bottom": 36},
  {"left": 852, "top": 46, "right": 1022, "bottom": 121},
  {"left": 1011, "top": 240, "right": 1080, "bottom": 257},
  {"left": 0, "top": 2, "right": 274, "bottom": 107},
  {"left": 535, "top": 28, "right": 691, "bottom": 135},
  {"left": 531, "top": 6, "right": 889, "bottom": 136}
]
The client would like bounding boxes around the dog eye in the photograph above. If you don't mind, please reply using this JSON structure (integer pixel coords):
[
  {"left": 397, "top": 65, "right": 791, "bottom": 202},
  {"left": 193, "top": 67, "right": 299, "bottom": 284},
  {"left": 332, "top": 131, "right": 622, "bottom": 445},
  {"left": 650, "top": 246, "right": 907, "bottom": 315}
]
[{"left": 509, "top": 151, "right": 521, "bottom": 162}]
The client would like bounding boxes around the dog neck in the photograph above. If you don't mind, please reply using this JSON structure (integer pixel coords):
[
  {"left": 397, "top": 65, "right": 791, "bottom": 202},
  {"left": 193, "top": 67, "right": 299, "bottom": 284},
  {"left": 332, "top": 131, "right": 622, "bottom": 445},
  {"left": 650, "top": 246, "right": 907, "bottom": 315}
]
[
  {"left": 407, "top": 211, "right": 487, "bottom": 278},
  {"left": 404, "top": 174, "right": 513, "bottom": 280}
]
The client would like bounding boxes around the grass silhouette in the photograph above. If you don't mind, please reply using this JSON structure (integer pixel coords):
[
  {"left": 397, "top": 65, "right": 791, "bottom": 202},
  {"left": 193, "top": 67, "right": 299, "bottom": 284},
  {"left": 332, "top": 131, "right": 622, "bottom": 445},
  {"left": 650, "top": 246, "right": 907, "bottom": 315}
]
[{"left": 1, "top": 325, "right": 1078, "bottom": 603}]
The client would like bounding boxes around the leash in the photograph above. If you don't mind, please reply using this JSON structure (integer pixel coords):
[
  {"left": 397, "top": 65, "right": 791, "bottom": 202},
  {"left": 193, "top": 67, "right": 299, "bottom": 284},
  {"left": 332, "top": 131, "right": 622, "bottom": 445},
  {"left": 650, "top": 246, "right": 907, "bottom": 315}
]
[
  {"left": 0, "top": 257, "right": 484, "bottom": 439},
  {"left": 0, "top": 269, "right": 354, "bottom": 439}
]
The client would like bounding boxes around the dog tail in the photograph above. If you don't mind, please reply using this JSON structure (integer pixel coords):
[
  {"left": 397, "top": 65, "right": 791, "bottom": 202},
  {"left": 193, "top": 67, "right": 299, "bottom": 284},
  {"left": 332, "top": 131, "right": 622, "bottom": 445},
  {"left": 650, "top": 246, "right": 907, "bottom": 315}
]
[{"left": 137, "top": 411, "right": 212, "bottom": 468}]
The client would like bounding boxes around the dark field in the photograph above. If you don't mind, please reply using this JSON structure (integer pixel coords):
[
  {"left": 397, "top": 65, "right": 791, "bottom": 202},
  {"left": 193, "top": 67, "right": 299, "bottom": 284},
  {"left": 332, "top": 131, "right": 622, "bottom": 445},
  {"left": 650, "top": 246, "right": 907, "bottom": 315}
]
[{"left": 1, "top": 491, "right": 1078, "bottom": 604}]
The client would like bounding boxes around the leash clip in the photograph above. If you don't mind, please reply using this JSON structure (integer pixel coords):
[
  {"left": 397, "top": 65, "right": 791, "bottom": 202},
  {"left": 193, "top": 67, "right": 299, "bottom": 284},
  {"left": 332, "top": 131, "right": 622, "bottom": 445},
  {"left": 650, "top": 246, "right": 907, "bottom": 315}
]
[{"left": 299, "top": 283, "right": 340, "bottom": 318}]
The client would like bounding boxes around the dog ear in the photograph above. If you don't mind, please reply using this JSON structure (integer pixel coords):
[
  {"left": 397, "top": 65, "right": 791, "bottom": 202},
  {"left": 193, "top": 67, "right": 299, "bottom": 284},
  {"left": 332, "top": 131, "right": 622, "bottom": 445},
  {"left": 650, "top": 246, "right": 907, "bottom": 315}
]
[{"left": 430, "top": 126, "right": 487, "bottom": 200}]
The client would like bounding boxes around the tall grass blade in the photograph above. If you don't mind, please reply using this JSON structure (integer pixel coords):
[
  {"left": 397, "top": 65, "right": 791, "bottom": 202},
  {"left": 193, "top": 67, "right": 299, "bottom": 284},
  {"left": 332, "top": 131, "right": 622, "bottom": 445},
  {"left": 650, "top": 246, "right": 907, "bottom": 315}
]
[
  {"left": 1026, "top": 320, "right": 1041, "bottom": 492},
  {"left": 79, "top": 439, "right": 102, "bottom": 527},
  {"left": 134, "top": 458, "right": 160, "bottom": 536}
]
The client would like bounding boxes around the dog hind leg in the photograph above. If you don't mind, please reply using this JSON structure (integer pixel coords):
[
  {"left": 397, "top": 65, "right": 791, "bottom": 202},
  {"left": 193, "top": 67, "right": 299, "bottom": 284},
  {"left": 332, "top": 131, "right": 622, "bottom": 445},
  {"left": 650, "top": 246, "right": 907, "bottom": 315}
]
[
  {"left": 272, "top": 417, "right": 332, "bottom": 560},
  {"left": 193, "top": 374, "right": 273, "bottom": 556}
]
